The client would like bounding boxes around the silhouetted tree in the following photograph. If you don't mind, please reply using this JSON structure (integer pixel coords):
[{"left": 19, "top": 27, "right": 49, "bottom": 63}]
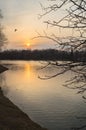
[
  {"left": 37, "top": 1, "right": 86, "bottom": 129},
  {"left": 39, "top": 0, "right": 86, "bottom": 52},
  {"left": 0, "top": 10, "right": 7, "bottom": 51},
  {"left": 37, "top": 0, "right": 86, "bottom": 94}
]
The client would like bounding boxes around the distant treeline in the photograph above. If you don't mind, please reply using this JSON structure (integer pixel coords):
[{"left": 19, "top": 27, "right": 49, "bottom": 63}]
[{"left": 0, "top": 49, "right": 86, "bottom": 61}]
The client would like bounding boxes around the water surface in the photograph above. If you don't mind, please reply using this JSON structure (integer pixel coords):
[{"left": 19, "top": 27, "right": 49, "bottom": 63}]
[{"left": 0, "top": 60, "right": 86, "bottom": 130}]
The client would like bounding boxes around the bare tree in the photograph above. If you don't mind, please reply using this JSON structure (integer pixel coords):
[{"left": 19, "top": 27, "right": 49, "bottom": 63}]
[
  {"left": 36, "top": 0, "right": 86, "bottom": 96},
  {"left": 0, "top": 10, "right": 7, "bottom": 51},
  {"left": 37, "top": 1, "right": 86, "bottom": 129},
  {"left": 38, "top": 0, "right": 86, "bottom": 50},
  {"left": 0, "top": 10, "right": 8, "bottom": 73}
]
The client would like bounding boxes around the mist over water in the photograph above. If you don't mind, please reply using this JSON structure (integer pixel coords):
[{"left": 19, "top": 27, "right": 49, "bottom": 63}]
[{"left": 0, "top": 60, "right": 86, "bottom": 130}]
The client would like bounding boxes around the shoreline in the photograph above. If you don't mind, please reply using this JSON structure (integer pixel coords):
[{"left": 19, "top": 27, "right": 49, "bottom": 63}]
[
  {"left": 0, "top": 65, "right": 47, "bottom": 130},
  {"left": 0, "top": 64, "right": 8, "bottom": 73}
]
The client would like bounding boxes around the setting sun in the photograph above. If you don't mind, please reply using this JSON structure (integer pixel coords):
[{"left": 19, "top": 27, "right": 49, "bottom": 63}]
[{"left": 26, "top": 43, "right": 30, "bottom": 47}]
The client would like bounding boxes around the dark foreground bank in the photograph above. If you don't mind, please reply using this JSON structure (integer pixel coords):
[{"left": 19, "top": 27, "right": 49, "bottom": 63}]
[
  {"left": 0, "top": 64, "right": 8, "bottom": 73},
  {"left": 0, "top": 65, "right": 47, "bottom": 130}
]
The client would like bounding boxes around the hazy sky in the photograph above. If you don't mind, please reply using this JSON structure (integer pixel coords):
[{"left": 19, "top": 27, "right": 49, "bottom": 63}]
[
  {"left": 0, "top": 0, "right": 67, "bottom": 50},
  {"left": 0, "top": 0, "right": 54, "bottom": 49}
]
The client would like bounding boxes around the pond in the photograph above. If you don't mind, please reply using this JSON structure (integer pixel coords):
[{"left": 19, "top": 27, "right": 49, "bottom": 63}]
[{"left": 0, "top": 60, "right": 86, "bottom": 130}]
